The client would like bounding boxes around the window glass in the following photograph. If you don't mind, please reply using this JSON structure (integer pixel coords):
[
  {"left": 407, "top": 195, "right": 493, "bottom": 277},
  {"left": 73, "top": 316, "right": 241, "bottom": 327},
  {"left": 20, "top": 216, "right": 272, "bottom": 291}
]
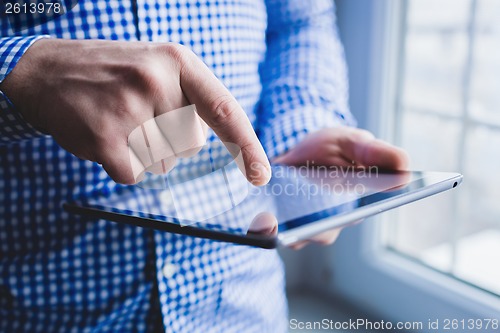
[{"left": 386, "top": 0, "right": 500, "bottom": 296}]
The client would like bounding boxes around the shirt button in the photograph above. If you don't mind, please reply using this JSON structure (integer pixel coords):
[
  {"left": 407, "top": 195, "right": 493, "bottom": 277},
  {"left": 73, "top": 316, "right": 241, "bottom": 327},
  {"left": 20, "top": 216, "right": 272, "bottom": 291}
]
[{"left": 162, "top": 262, "right": 177, "bottom": 279}]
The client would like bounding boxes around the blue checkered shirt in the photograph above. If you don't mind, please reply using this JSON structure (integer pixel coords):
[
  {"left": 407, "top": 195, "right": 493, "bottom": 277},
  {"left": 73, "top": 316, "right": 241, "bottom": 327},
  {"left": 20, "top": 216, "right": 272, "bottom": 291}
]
[{"left": 0, "top": 0, "right": 354, "bottom": 332}]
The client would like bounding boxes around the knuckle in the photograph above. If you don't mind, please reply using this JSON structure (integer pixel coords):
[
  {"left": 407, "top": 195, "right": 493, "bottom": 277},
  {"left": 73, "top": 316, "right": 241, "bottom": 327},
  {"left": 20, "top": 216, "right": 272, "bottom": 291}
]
[
  {"left": 155, "top": 43, "right": 190, "bottom": 63},
  {"left": 114, "top": 56, "right": 165, "bottom": 99},
  {"left": 207, "top": 95, "right": 239, "bottom": 128},
  {"left": 107, "top": 98, "right": 139, "bottom": 126},
  {"left": 130, "top": 63, "right": 164, "bottom": 95},
  {"left": 117, "top": 61, "right": 147, "bottom": 83},
  {"left": 155, "top": 43, "right": 194, "bottom": 79}
]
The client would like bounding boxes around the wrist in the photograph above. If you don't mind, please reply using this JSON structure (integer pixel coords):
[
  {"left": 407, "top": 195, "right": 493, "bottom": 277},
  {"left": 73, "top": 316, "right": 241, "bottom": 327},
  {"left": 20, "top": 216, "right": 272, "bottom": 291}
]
[{"left": 0, "top": 38, "right": 53, "bottom": 130}]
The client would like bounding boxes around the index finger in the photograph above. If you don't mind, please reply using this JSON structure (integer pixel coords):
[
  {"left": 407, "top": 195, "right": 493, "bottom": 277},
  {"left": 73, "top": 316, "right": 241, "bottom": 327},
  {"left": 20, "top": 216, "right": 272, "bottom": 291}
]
[{"left": 176, "top": 46, "right": 271, "bottom": 186}]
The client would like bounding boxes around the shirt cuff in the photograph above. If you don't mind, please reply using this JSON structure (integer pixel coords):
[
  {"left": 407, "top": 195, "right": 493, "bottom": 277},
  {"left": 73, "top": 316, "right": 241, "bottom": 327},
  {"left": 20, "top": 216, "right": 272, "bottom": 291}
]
[
  {"left": 0, "top": 35, "right": 51, "bottom": 83},
  {"left": 0, "top": 35, "right": 51, "bottom": 143}
]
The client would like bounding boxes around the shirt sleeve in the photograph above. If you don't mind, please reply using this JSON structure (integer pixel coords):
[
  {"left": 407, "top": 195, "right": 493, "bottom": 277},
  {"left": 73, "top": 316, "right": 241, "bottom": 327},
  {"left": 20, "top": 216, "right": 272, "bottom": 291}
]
[
  {"left": 0, "top": 35, "right": 50, "bottom": 145},
  {"left": 257, "top": 0, "right": 357, "bottom": 159}
]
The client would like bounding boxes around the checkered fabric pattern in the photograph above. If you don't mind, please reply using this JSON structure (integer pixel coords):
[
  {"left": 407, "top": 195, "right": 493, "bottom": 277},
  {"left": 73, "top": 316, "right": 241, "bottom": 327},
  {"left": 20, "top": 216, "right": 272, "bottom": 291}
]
[{"left": 0, "top": 0, "right": 355, "bottom": 332}]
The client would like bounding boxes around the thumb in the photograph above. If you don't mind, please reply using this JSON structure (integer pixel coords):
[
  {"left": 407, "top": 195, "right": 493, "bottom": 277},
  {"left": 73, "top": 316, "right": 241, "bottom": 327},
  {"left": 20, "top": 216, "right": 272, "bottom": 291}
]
[{"left": 351, "top": 138, "right": 409, "bottom": 170}]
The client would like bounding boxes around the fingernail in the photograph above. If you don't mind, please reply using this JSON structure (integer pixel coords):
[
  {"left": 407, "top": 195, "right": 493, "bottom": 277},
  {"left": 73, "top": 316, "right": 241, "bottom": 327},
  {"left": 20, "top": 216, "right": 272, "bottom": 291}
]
[{"left": 251, "top": 163, "right": 271, "bottom": 186}]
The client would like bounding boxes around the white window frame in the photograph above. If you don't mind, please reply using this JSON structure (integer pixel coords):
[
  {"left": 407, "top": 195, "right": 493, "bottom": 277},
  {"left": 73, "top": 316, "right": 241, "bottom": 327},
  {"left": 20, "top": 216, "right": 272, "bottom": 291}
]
[{"left": 324, "top": 0, "right": 500, "bottom": 323}]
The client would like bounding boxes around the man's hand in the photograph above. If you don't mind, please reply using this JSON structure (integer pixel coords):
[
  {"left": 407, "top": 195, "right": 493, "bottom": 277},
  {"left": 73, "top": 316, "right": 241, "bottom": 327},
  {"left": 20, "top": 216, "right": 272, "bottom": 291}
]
[
  {"left": 274, "top": 127, "right": 409, "bottom": 250},
  {"left": 0, "top": 39, "right": 271, "bottom": 185}
]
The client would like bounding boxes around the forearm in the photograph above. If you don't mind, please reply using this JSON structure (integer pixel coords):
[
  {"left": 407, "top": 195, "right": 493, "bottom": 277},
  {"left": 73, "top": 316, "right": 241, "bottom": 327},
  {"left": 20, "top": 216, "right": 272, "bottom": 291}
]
[{"left": 257, "top": 0, "right": 356, "bottom": 158}]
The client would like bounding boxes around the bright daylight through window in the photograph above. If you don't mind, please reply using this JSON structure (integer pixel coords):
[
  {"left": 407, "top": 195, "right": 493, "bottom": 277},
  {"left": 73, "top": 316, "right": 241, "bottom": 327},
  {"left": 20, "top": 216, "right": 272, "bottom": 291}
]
[{"left": 385, "top": 0, "right": 500, "bottom": 296}]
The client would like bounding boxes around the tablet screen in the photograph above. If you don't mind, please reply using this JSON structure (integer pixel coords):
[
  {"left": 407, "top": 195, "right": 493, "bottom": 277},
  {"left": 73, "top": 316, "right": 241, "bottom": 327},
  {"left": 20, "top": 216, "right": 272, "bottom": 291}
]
[{"left": 68, "top": 141, "right": 459, "bottom": 239}]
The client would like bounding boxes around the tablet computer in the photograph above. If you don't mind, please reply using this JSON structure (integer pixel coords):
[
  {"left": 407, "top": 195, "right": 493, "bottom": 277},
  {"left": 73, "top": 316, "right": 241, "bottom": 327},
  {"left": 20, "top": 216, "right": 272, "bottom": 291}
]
[{"left": 63, "top": 142, "right": 463, "bottom": 249}]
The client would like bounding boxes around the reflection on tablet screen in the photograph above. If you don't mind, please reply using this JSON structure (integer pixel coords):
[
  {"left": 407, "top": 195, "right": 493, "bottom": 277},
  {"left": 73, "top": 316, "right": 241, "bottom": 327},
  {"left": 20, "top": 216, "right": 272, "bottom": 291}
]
[{"left": 79, "top": 141, "right": 423, "bottom": 236}]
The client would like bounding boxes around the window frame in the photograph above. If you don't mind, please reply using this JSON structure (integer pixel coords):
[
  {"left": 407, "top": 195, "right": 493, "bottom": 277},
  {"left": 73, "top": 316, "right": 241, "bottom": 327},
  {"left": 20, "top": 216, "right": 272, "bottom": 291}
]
[{"left": 325, "top": 0, "right": 500, "bottom": 323}]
